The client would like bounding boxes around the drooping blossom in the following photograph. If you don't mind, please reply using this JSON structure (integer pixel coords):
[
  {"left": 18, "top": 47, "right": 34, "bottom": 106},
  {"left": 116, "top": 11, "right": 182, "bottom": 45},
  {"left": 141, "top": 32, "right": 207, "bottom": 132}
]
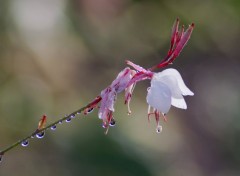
[
  {"left": 148, "top": 68, "right": 194, "bottom": 111},
  {"left": 85, "top": 18, "right": 194, "bottom": 133},
  {"left": 124, "top": 19, "right": 194, "bottom": 132},
  {"left": 146, "top": 68, "right": 194, "bottom": 132},
  {"left": 97, "top": 67, "right": 136, "bottom": 132}
]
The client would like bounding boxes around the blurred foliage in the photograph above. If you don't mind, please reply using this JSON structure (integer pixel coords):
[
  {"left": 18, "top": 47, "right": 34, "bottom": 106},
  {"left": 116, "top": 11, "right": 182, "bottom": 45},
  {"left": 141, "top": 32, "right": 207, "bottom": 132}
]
[{"left": 0, "top": 0, "right": 240, "bottom": 176}]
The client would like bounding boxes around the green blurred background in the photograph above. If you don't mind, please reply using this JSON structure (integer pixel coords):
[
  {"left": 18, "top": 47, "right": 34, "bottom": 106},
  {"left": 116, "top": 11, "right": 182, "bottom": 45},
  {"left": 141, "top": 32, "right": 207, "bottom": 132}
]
[{"left": 0, "top": 0, "right": 240, "bottom": 175}]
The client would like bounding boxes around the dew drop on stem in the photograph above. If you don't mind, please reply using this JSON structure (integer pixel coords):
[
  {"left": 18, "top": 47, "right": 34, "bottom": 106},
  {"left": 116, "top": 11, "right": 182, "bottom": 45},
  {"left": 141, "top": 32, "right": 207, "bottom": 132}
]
[
  {"left": 87, "top": 108, "right": 94, "bottom": 114},
  {"left": 66, "top": 118, "right": 71, "bottom": 123},
  {"left": 36, "top": 131, "right": 45, "bottom": 139},
  {"left": 21, "top": 140, "right": 29, "bottom": 147},
  {"left": 51, "top": 125, "right": 57, "bottom": 130},
  {"left": 70, "top": 114, "right": 75, "bottom": 118}
]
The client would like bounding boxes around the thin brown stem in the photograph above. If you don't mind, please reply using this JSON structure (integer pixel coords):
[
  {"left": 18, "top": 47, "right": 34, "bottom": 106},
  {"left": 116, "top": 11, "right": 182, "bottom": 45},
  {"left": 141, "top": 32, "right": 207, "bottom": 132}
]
[{"left": 0, "top": 96, "right": 102, "bottom": 157}]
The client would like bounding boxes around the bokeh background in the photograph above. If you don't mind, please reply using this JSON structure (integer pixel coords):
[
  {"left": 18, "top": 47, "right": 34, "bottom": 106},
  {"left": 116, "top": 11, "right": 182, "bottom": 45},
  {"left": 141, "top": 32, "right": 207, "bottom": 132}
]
[{"left": 0, "top": 0, "right": 240, "bottom": 175}]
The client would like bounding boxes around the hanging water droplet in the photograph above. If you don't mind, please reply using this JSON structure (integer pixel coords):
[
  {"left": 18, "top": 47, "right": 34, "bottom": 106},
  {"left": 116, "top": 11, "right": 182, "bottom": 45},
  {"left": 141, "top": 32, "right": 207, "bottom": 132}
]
[
  {"left": 31, "top": 135, "right": 35, "bottom": 138},
  {"left": 51, "top": 125, "right": 57, "bottom": 130},
  {"left": 156, "top": 126, "right": 162, "bottom": 133},
  {"left": 59, "top": 120, "right": 63, "bottom": 124},
  {"left": 36, "top": 131, "right": 45, "bottom": 139},
  {"left": 77, "top": 112, "right": 81, "bottom": 115},
  {"left": 87, "top": 108, "right": 94, "bottom": 114},
  {"left": 21, "top": 140, "right": 29, "bottom": 147},
  {"left": 109, "top": 118, "right": 116, "bottom": 127},
  {"left": 66, "top": 118, "right": 71, "bottom": 123},
  {"left": 70, "top": 114, "right": 75, "bottom": 118},
  {"left": 102, "top": 123, "right": 107, "bottom": 129},
  {"left": 0, "top": 155, "right": 3, "bottom": 163}
]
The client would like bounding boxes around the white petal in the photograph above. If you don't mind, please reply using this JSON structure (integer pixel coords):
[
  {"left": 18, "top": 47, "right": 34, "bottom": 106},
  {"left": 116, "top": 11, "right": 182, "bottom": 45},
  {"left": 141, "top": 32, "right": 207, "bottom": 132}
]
[
  {"left": 159, "top": 68, "right": 194, "bottom": 96},
  {"left": 152, "top": 69, "right": 192, "bottom": 110},
  {"left": 152, "top": 72, "right": 182, "bottom": 100},
  {"left": 146, "top": 82, "right": 172, "bottom": 113},
  {"left": 171, "top": 96, "right": 187, "bottom": 109}
]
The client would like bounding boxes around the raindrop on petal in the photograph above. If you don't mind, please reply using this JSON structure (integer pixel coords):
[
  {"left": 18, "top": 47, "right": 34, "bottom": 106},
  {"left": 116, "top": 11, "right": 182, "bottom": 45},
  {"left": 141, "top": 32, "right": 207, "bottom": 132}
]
[
  {"left": 66, "top": 118, "right": 71, "bottom": 123},
  {"left": 36, "top": 131, "right": 45, "bottom": 139},
  {"left": 21, "top": 140, "right": 29, "bottom": 147},
  {"left": 51, "top": 125, "right": 57, "bottom": 130}
]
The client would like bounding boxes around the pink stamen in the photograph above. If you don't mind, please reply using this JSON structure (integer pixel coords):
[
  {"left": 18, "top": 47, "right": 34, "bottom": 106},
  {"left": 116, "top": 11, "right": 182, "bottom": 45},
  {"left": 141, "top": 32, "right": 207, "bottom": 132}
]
[{"left": 162, "top": 114, "right": 167, "bottom": 122}]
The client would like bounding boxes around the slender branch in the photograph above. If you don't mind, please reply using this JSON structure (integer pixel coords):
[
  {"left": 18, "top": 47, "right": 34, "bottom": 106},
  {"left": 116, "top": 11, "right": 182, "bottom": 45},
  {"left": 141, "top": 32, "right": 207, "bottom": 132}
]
[
  {"left": 0, "top": 18, "right": 194, "bottom": 162},
  {"left": 0, "top": 96, "right": 102, "bottom": 157}
]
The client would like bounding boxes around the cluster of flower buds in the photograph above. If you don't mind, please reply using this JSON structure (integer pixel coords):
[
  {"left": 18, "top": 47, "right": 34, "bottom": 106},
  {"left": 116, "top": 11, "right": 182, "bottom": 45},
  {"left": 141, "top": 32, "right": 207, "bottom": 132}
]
[{"left": 85, "top": 18, "right": 194, "bottom": 133}]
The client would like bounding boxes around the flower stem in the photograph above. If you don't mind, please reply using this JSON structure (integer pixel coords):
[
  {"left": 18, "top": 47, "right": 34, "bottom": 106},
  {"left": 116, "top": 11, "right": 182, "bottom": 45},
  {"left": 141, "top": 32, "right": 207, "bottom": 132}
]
[{"left": 0, "top": 96, "right": 102, "bottom": 157}]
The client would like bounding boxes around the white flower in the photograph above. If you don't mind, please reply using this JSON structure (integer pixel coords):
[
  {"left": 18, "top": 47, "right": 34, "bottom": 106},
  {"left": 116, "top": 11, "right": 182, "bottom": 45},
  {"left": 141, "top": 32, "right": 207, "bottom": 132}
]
[
  {"left": 147, "top": 68, "right": 194, "bottom": 114},
  {"left": 81, "top": 19, "right": 194, "bottom": 134}
]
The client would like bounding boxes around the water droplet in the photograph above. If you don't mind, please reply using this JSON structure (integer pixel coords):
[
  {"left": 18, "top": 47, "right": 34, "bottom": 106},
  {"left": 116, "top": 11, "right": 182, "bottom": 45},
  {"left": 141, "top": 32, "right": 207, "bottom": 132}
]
[
  {"left": 21, "top": 140, "right": 29, "bottom": 147},
  {"left": 77, "top": 112, "right": 81, "bottom": 115},
  {"left": 156, "top": 126, "right": 162, "bottom": 133},
  {"left": 59, "top": 120, "right": 63, "bottom": 124},
  {"left": 0, "top": 155, "right": 3, "bottom": 163},
  {"left": 36, "top": 131, "right": 45, "bottom": 139},
  {"left": 66, "top": 118, "right": 71, "bottom": 123},
  {"left": 31, "top": 135, "right": 35, "bottom": 138},
  {"left": 87, "top": 108, "right": 94, "bottom": 113},
  {"left": 51, "top": 125, "right": 57, "bottom": 130},
  {"left": 70, "top": 114, "right": 75, "bottom": 118},
  {"left": 102, "top": 123, "right": 107, "bottom": 128},
  {"left": 109, "top": 118, "right": 116, "bottom": 127}
]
